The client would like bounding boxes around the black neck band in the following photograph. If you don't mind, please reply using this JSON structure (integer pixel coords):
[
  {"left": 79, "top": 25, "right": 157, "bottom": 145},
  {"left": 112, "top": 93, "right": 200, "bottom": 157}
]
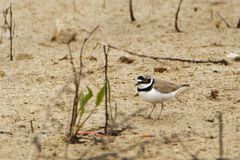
[{"left": 137, "top": 79, "right": 154, "bottom": 92}]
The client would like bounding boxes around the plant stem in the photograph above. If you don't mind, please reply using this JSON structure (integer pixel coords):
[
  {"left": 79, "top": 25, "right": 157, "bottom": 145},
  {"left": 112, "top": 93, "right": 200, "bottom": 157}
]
[
  {"left": 219, "top": 112, "right": 223, "bottom": 159},
  {"left": 68, "top": 25, "right": 99, "bottom": 139},
  {"left": 103, "top": 45, "right": 109, "bottom": 134},
  {"left": 175, "top": 0, "right": 183, "bottom": 32},
  {"left": 97, "top": 42, "right": 228, "bottom": 65},
  {"left": 129, "top": 0, "right": 136, "bottom": 22},
  {"left": 68, "top": 43, "right": 79, "bottom": 137},
  {"left": 9, "top": 4, "right": 13, "bottom": 60}
]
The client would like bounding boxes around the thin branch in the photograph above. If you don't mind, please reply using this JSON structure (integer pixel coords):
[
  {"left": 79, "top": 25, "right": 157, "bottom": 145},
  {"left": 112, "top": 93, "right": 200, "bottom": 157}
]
[
  {"left": 9, "top": 4, "right": 13, "bottom": 60},
  {"left": 97, "top": 42, "right": 228, "bottom": 65},
  {"left": 103, "top": 45, "right": 109, "bottom": 134},
  {"left": 78, "top": 25, "right": 99, "bottom": 89},
  {"left": 236, "top": 18, "right": 240, "bottom": 28},
  {"left": 218, "top": 112, "right": 223, "bottom": 159},
  {"left": 68, "top": 42, "right": 79, "bottom": 137},
  {"left": 175, "top": 0, "right": 183, "bottom": 32},
  {"left": 68, "top": 43, "right": 78, "bottom": 83},
  {"left": 217, "top": 12, "right": 231, "bottom": 28},
  {"left": 3, "top": 7, "right": 10, "bottom": 29},
  {"left": 74, "top": 25, "right": 99, "bottom": 135},
  {"left": 129, "top": 0, "right": 136, "bottom": 22},
  {"left": 30, "top": 120, "right": 34, "bottom": 133},
  {"left": 68, "top": 25, "right": 99, "bottom": 140},
  {"left": 2, "top": 4, "right": 14, "bottom": 60},
  {"left": 79, "top": 25, "right": 99, "bottom": 68}
]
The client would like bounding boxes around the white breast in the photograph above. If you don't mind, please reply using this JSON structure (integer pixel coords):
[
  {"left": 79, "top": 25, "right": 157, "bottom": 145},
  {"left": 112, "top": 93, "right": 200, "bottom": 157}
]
[{"left": 138, "top": 88, "right": 179, "bottom": 104}]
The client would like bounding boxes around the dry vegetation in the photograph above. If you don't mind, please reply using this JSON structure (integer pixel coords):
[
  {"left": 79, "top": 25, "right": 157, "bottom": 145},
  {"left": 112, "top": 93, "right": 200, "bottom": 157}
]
[{"left": 1, "top": 0, "right": 240, "bottom": 160}]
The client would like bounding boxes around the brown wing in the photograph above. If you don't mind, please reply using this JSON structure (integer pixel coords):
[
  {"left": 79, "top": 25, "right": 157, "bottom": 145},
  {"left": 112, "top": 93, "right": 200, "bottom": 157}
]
[{"left": 153, "top": 79, "right": 182, "bottom": 93}]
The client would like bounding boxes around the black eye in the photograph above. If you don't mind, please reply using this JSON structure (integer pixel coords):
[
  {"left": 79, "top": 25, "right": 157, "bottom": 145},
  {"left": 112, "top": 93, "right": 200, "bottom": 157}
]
[{"left": 143, "top": 79, "right": 148, "bottom": 82}]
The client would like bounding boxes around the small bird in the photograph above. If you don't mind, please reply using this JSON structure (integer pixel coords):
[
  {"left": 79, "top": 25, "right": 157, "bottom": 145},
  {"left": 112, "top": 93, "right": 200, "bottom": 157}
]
[{"left": 136, "top": 75, "right": 189, "bottom": 119}]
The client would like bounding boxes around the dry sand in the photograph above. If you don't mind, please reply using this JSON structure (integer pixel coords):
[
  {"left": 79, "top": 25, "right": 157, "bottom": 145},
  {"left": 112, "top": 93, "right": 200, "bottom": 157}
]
[{"left": 1, "top": 0, "right": 240, "bottom": 159}]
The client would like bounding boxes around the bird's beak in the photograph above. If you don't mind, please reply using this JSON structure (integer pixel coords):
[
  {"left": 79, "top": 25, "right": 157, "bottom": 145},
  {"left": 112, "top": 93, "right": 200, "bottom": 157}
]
[{"left": 135, "top": 79, "right": 142, "bottom": 86}]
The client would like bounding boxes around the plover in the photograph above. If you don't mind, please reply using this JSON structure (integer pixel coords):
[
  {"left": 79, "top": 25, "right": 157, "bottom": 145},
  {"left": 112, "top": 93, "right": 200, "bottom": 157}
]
[{"left": 136, "top": 75, "right": 189, "bottom": 119}]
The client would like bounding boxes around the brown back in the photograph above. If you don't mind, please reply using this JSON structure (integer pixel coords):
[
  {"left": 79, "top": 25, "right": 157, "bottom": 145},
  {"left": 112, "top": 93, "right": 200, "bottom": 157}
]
[{"left": 153, "top": 79, "right": 182, "bottom": 93}]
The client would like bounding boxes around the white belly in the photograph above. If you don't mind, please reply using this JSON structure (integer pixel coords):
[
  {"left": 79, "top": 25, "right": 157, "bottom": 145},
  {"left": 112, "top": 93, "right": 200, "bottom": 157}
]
[{"left": 138, "top": 88, "right": 177, "bottom": 104}]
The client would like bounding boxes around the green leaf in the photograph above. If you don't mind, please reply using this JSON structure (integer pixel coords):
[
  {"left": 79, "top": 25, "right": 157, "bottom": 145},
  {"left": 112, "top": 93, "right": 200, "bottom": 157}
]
[
  {"left": 79, "top": 87, "right": 93, "bottom": 116},
  {"left": 96, "top": 85, "right": 105, "bottom": 107}
]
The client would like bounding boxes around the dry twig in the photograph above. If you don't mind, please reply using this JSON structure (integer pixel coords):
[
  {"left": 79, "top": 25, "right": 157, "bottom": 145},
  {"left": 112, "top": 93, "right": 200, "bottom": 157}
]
[
  {"left": 129, "top": 0, "right": 136, "bottom": 22},
  {"left": 68, "top": 25, "right": 99, "bottom": 141},
  {"left": 103, "top": 45, "right": 110, "bottom": 134},
  {"left": 237, "top": 19, "right": 240, "bottom": 28},
  {"left": 218, "top": 112, "right": 224, "bottom": 159},
  {"left": 175, "top": 0, "right": 183, "bottom": 32},
  {"left": 217, "top": 12, "right": 231, "bottom": 28},
  {"left": 2, "top": 4, "right": 15, "bottom": 60},
  {"left": 68, "top": 42, "right": 79, "bottom": 138},
  {"left": 30, "top": 120, "right": 34, "bottom": 133},
  {"left": 97, "top": 43, "right": 228, "bottom": 65}
]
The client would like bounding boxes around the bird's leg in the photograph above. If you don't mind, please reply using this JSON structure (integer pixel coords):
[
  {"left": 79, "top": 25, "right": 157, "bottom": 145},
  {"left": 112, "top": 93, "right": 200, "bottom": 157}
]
[
  {"left": 147, "top": 104, "right": 156, "bottom": 119},
  {"left": 157, "top": 102, "right": 164, "bottom": 120}
]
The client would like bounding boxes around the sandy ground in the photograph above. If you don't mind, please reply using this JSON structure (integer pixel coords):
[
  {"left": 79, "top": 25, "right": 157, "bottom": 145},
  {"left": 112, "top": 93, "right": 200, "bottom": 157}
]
[{"left": 1, "top": 0, "right": 240, "bottom": 159}]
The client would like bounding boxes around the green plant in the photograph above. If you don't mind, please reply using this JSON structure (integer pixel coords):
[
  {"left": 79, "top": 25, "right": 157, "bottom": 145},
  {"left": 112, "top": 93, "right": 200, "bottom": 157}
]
[
  {"left": 78, "top": 86, "right": 105, "bottom": 131},
  {"left": 68, "top": 85, "right": 105, "bottom": 143},
  {"left": 66, "top": 26, "right": 100, "bottom": 143}
]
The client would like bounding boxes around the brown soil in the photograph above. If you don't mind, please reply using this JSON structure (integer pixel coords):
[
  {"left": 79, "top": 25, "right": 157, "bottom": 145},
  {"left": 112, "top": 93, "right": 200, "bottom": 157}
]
[{"left": 1, "top": 0, "right": 240, "bottom": 159}]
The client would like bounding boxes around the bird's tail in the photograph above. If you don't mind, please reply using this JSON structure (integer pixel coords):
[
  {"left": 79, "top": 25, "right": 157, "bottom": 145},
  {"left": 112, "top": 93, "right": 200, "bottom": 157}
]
[{"left": 176, "top": 84, "right": 190, "bottom": 97}]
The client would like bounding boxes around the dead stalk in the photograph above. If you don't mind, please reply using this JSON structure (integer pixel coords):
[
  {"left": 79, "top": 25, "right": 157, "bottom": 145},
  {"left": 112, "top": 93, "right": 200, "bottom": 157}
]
[
  {"left": 68, "top": 42, "right": 80, "bottom": 138},
  {"left": 218, "top": 112, "right": 223, "bottom": 159},
  {"left": 103, "top": 45, "right": 109, "bottom": 134},
  {"left": 175, "top": 0, "right": 183, "bottom": 32},
  {"left": 3, "top": 4, "right": 15, "bottom": 60},
  {"left": 97, "top": 42, "right": 228, "bottom": 65},
  {"left": 30, "top": 120, "right": 34, "bottom": 133},
  {"left": 129, "top": 0, "right": 136, "bottom": 22},
  {"left": 217, "top": 12, "right": 231, "bottom": 28},
  {"left": 236, "top": 19, "right": 240, "bottom": 28},
  {"left": 9, "top": 4, "right": 13, "bottom": 60},
  {"left": 68, "top": 25, "right": 99, "bottom": 140}
]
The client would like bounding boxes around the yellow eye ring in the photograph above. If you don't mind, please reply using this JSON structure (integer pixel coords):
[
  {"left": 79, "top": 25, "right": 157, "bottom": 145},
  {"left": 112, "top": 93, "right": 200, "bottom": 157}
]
[{"left": 143, "top": 79, "right": 148, "bottom": 82}]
